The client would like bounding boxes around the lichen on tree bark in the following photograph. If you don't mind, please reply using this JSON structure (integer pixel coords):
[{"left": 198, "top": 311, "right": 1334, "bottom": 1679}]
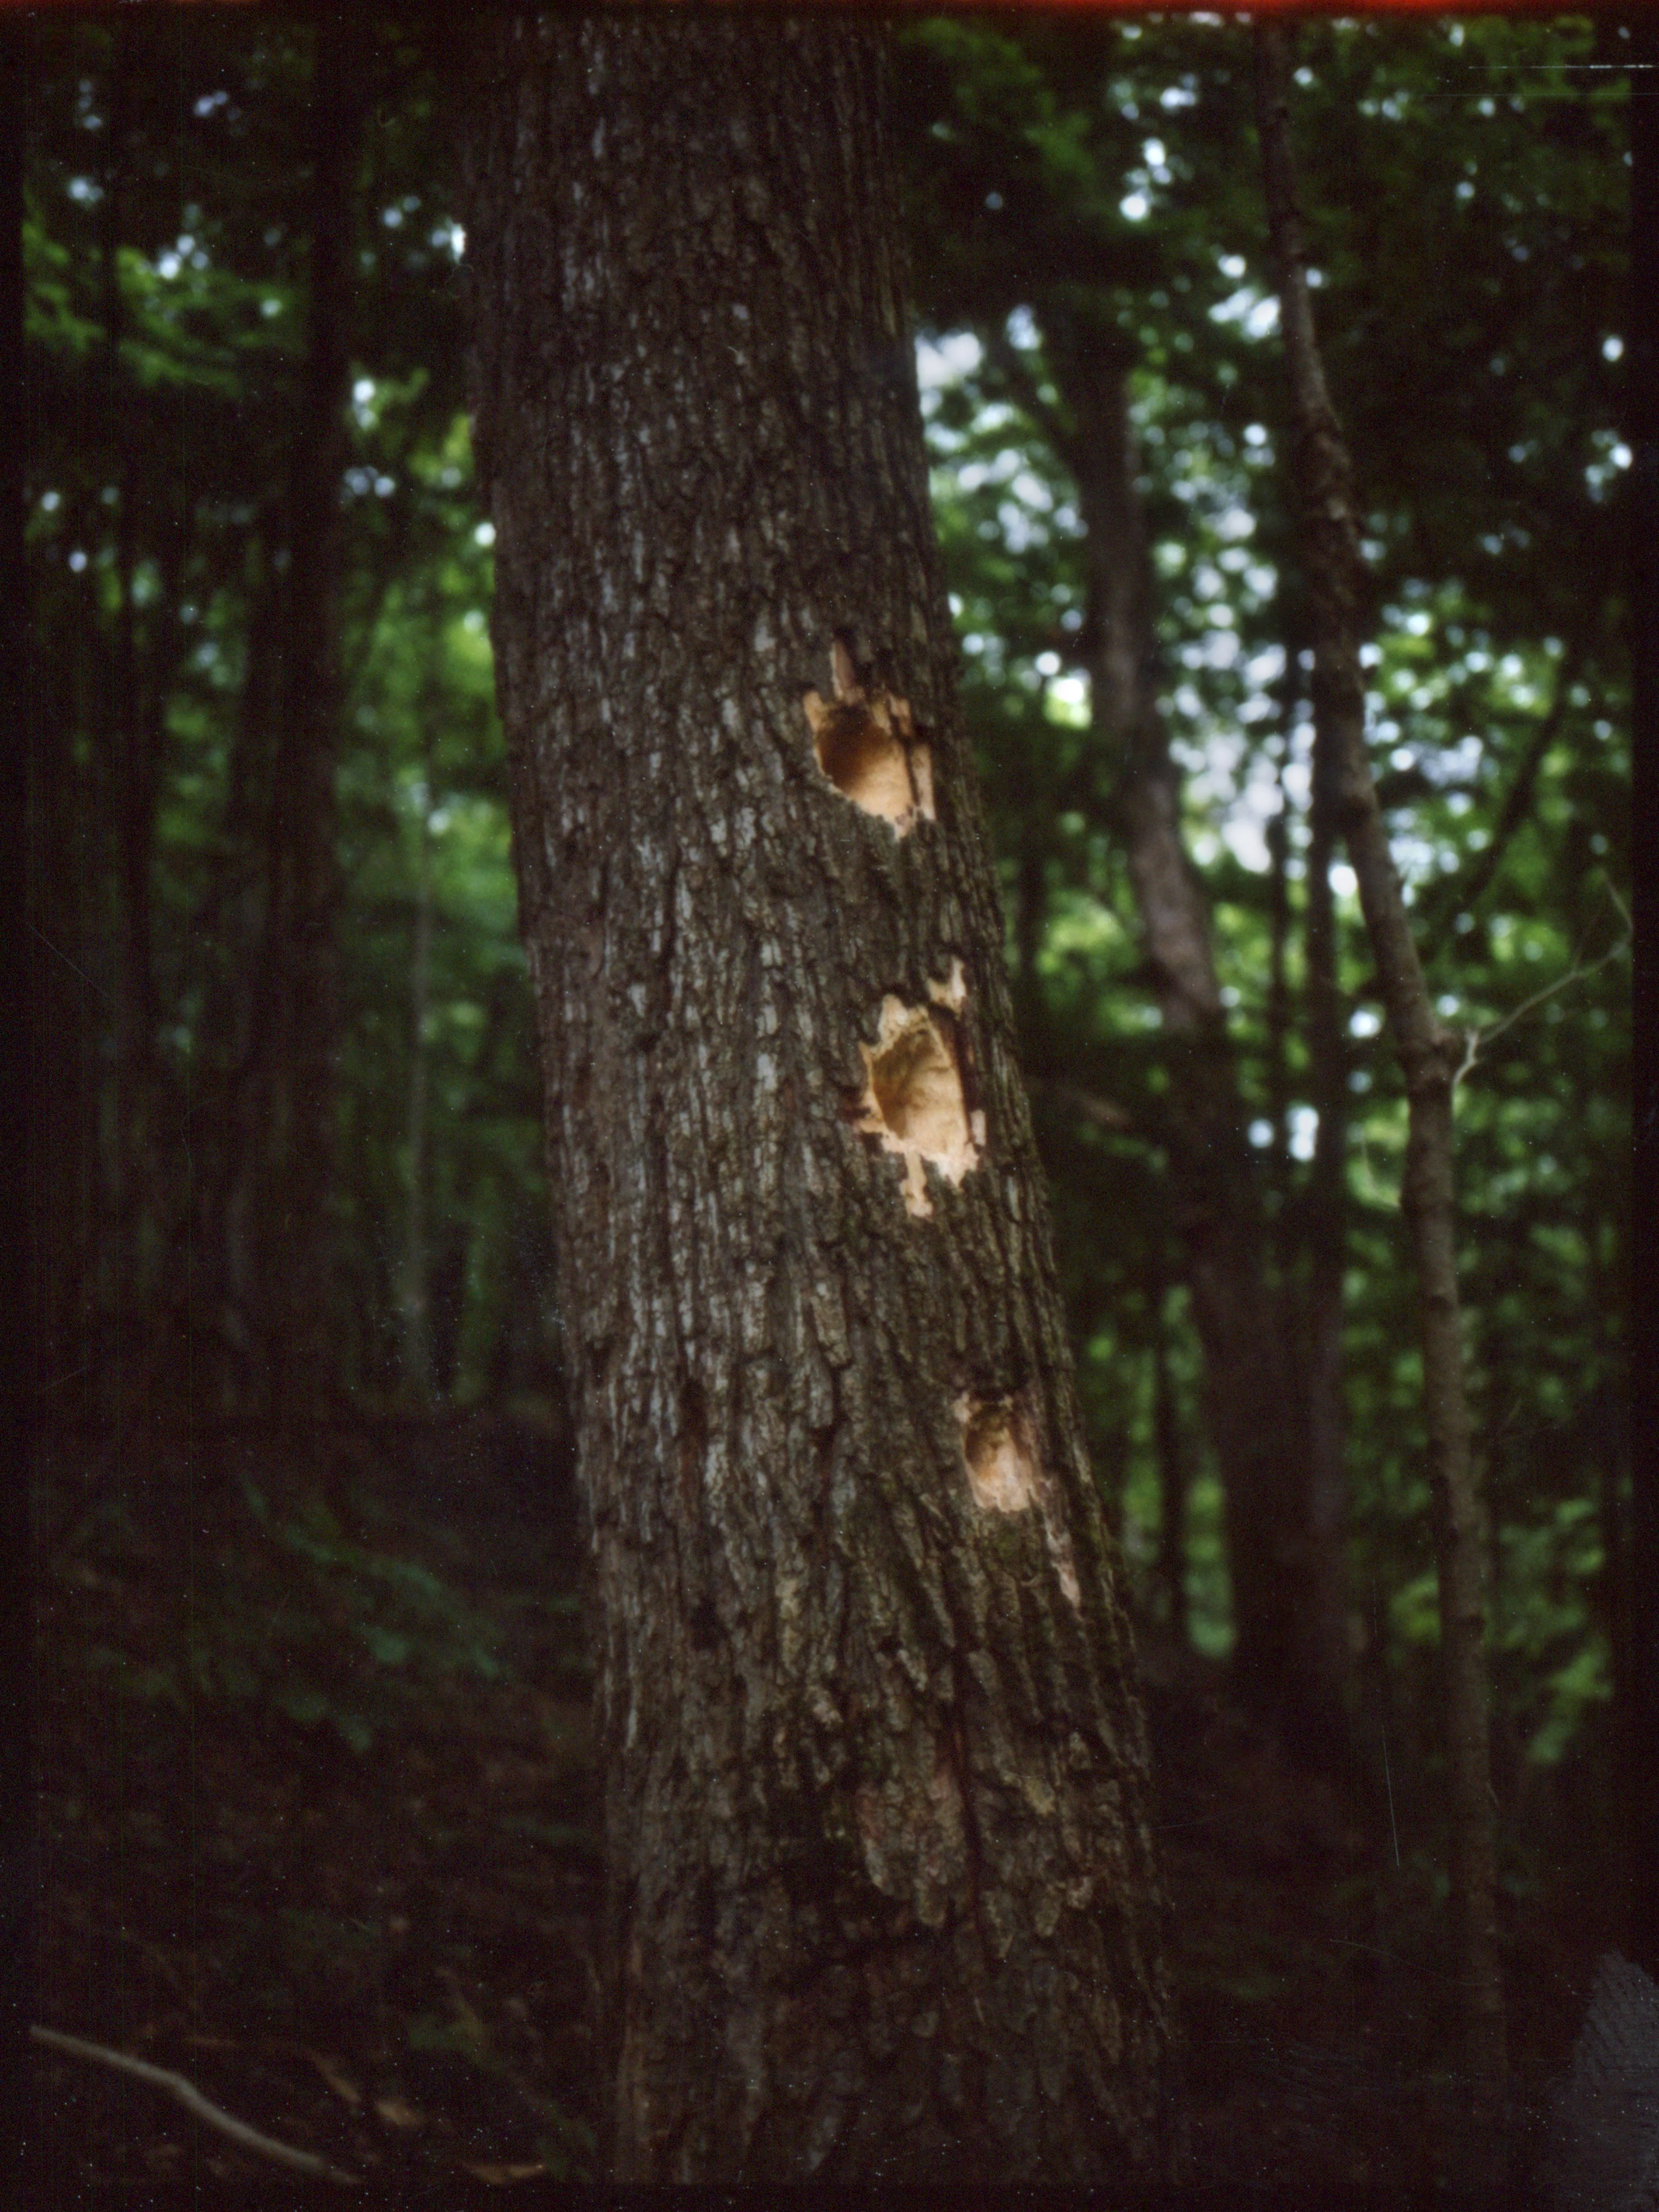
[{"left": 461, "top": 14, "right": 1174, "bottom": 2181}]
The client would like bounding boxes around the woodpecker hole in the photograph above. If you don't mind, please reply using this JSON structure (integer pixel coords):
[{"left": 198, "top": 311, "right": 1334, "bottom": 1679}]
[
  {"left": 953, "top": 1387, "right": 1084, "bottom": 1609},
  {"left": 803, "top": 642, "right": 935, "bottom": 837},
  {"left": 954, "top": 1392, "right": 1037, "bottom": 1514},
  {"left": 849, "top": 985, "right": 984, "bottom": 1219}
]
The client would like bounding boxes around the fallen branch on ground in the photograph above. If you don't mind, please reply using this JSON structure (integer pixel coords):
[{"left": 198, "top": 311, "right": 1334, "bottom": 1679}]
[{"left": 29, "top": 2024, "right": 362, "bottom": 2186}]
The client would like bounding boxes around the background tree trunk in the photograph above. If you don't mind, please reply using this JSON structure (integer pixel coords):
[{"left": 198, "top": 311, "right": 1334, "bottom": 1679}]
[
  {"left": 1302, "top": 672, "right": 1352, "bottom": 1726},
  {"left": 1149, "top": 1251, "right": 1189, "bottom": 1648},
  {"left": 259, "top": 18, "right": 366, "bottom": 1427},
  {"left": 2, "top": 17, "right": 36, "bottom": 2193},
  {"left": 462, "top": 14, "right": 1173, "bottom": 2183},
  {"left": 1626, "top": 12, "right": 1658, "bottom": 1986},
  {"left": 1256, "top": 17, "right": 1505, "bottom": 2131},
  {"left": 400, "top": 728, "right": 435, "bottom": 1405},
  {"left": 1036, "top": 312, "right": 1342, "bottom": 1760}
]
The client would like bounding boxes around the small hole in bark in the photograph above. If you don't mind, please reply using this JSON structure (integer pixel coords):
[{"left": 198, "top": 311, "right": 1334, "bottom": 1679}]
[
  {"left": 953, "top": 1389, "right": 1083, "bottom": 1608},
  {"left": 954, "top": 1393, "right": 1036, "bottom": 1514},
  {"left": 802, "top": 644, "right": 935, "bottom": 837},
  {"left": 849, "top": 987, "right": 983, "bottom": 1220}
]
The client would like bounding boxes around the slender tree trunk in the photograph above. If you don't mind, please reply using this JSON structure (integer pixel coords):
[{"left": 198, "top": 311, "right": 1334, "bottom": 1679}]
[
  {"left": 1303, "top": 665, "right": 1352, "bottom": 1720},
  {"left": 1624, "top": 13, "right": 1658, "bottom": 1988},
  {"left": 1, "top": 22, "right": 36, "bottom": 2189},
  {"left": 1149, "top": 1256, "right": 1189, "bottom": 1648},
  {"left": 1264, "top": 728, "right": 1293, "bottom": 1250},
  {"left": 461, "top": 15, "right": 1173, "bottom": 2182},
  {"left": 1256, "top": 18, "right": 1505, "bottom": 2120},
  {"left": 401, "top": 760, "right": 434, "bottom": 1403},
  {"left": 262, "top": 19, "right": 366, "bottom": 1425},
  {"left": 192, "top": 514, "right": 282, "bottom": 1412},
  {"left": 1036, "top": 312, "right": 1339, "bottom": 1760},
  {"left": 96, "top": 24, "right": 136, "bottom": 1414}
]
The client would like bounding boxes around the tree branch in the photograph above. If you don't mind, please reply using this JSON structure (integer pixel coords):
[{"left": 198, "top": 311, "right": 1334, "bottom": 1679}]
[
  {"left": 1419, "top": 632, "right": 1590, "bottom": 965},
  {"left": 1452, "top": 877, "right": 1632, "bottom": 1090},
  {"left": 982, "top": 325, "right": 1085, "bottom": 482},
  {"left": 29, "top": 2025, "right": 361, "bottom": 2186}
]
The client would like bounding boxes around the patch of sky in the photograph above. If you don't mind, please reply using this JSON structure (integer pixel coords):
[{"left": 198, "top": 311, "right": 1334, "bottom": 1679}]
[
  {"left": 916, "top": 332, "right": 979, "bottom": 393},
  {"left": 1210, "top": 288, "right": 1280, "bottom": 340},
  {"left": 998, "top": 502, "right": 1043, "bottom": 554}
]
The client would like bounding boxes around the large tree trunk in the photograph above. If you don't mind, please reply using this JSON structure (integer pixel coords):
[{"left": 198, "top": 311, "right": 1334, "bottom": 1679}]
[
  {"left": 1036, "top": 312, "right": 1342, "bottom": 1761},
  {"left": 461, "top": 15, "right": 1173, "bottom": 2183},
  {"left": 1256, "top": 18, "right": 1505, "bottom": 2134}
]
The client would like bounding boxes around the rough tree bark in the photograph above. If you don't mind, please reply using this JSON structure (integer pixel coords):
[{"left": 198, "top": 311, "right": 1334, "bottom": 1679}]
[
  {"left": 1001, "top": 309, "right": 1343, "bottom": 1758},
  {"left": 461, "top": 15, "right": 1173, "bottom": 2183},
  {"left": 1255, "top": 18, "right": 1506, "bottom": 2116}
]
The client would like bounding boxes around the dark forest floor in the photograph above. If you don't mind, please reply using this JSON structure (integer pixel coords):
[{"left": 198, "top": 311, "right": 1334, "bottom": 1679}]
[{"left": 31, "top": 1420, "right": 1617, "bottom": 2198}]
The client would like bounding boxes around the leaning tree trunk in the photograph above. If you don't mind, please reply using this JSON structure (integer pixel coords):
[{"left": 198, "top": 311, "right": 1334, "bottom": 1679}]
[
  {"left": 1255, "top": 18, "right": 1505, "bottom": 2125},
  {"left": 461, "top": 15, "right": 1173, "bottom": 2184},
  {"left": 1036, "top": 311, "right": 1342, "bottom": 1761}
]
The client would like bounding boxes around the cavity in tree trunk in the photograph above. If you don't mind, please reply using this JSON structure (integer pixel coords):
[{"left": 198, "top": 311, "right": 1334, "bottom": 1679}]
[
  {"left": 1255, "top": 16, "right": 1506, "bottom": 2123},
  {"left": 461, "top": 15, "right": 1173, "bottom": 2183}
]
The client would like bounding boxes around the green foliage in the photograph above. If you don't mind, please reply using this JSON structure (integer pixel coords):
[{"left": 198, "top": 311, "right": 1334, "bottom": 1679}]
[
  {"left": 82, "top": 1472, "right": 517, "bottom": 1755},
  {"left": 26, "top": 14, "right": 556, "bottom": 1419},
  {"left": 897, "top": 12, "right": 1629, "bottom": 1809}
]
